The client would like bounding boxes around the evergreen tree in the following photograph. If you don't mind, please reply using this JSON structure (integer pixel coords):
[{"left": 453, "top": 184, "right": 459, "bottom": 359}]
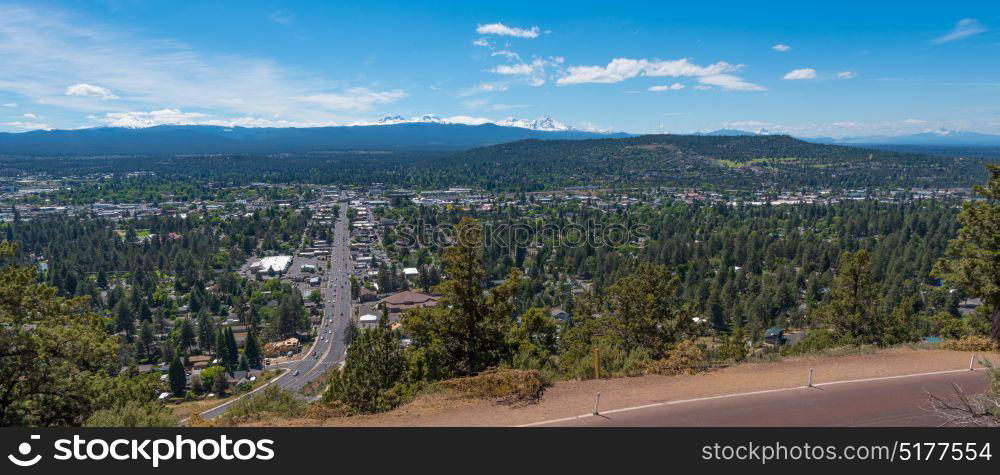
[
  {"left": 177, "top": 317, "right": 196, "bottom": 355},
  {"left": 936, "top": 165, "right": 1000, "bottom": 342},
  {"left": 325, "top": 320, "right": 405, "bottom": 414},
  {"left": 138, "top": 320, "right": 155, "bottom": 361},
  {"left": 225, "top": 327, "right": 239, "bottom": 367},
  {"left": 168, "top": 357, "right": 186, "bottom": 395},
  {"left": 113, "top": 299, "right": 135, "bottom": 340},
  {"left": 243, "top": 331, "right": 263, "bottom": 369},
  {"left": 197, "top": 311, "right": 214, "bottom": 353},
  {"left": 215, "top": 328, "right": 231, "bottom": 369},
  {"left": 402, "top": 218, "right": 520, "bottom": 376},
  {"left": 815, "top": 250, "right": 886, "bottom": 344}
]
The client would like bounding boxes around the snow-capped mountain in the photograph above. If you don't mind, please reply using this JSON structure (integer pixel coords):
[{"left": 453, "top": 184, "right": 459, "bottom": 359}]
[
  {"left": 370, "top": 114, "right": 574, "bottom": 132},
  {"left": 495, "top": 116, "right": 571, "bottom": 132},
  {"left": 374, "top": 114, "right": 446, "bottom": 125}
]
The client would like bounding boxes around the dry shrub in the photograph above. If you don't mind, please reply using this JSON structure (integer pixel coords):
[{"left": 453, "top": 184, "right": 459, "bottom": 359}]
[
  {"left": 647, "top": 339, "right": 710, "bottom": 376},
  {"left": 942, "top": 335, "right": 1000, "bottom": 352},
  {"left": 184, "top": 413, "right": 213, "bottom": 427},
  {"left": 303, "top": 400, "right": 352, "bottom": 419},
  {"left": 437, "top": 368, "right": 546, "bottom": 406}
]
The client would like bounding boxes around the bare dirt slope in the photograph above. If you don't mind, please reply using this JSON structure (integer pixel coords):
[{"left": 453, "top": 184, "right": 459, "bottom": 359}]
[{"left": 252, "top": 348, "right": 995, "bottom": 427}]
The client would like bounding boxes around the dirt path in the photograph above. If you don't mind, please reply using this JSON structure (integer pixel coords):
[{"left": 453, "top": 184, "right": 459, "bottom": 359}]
[{"left": 253, "top": 348, "right": 996, "bottom": 427}]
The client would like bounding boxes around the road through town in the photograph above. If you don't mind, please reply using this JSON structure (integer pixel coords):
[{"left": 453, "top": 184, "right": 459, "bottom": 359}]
[{"left": 198, "top": 198, "right": 352, "bottom": 419}]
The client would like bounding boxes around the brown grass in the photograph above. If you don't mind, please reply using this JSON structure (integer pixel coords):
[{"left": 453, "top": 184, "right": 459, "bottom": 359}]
[{"left": 436, "top": 369, "right": 547, "bottom": 407}]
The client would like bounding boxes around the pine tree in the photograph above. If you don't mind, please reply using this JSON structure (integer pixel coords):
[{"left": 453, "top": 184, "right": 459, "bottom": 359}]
[
  {"left": 215, "top": 328, "right": 231, "bottom": 369},
  {"left": 243, "top": 331, "right": 263, "bottom": 369},
  {"left": 197, "top": 311, "right": 214, "bottom": 352},
  {"left": 225, "top": 327, "right": 238, "bottom": 367},
  {"left": 325, "top": 320, "right": 405, "bottom": 414},
  {"left": 139, "top": 320, "right": 155, "bottom": 361},
  {"left": 113, "top": 299, "right": 135, "bottom": 340},
  {"left": 936, "top": 165, "right": 1000, "bottom": 343},
  {"left": 816, "top": 250, "right": 886, "bottom": 344},
  {"left": 168, "top": 357, "right": 186, "bottom": 395},
  {"left": 177, "top": 317, "right": 196, "bottom": 355}
]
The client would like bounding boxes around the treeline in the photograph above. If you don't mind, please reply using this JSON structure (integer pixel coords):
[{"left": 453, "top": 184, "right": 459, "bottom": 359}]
[{"left": 381, "top": 197, "right": 967, "bottom": 340}]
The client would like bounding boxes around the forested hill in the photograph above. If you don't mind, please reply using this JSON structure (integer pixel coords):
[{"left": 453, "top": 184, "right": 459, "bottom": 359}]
[
  {"left": 2, "top": 133, "right": 994, "bottom": 192},
  {"left": 430, "top": 134, "right": 996, "bottom": 190}
]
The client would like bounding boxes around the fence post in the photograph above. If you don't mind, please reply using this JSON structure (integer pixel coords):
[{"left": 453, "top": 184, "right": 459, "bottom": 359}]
[
  {"left": 970, "top": 353, "right": 976, "bottom": 371},
  {"left": 593, "top": 393, "right": 601, "bottom": 416},
  {"left": 808, "top": 368, "right": 814, "bottom": 387}
]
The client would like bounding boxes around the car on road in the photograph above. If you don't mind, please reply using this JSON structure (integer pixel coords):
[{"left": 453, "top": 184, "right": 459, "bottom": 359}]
[{"left": 292, "top": 370, "right": 300, "bottom": 376}]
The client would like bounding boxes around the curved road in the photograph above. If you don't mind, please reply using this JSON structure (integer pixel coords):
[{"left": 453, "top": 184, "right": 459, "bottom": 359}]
[{"left": 199, "top": 200, "right": 352, "bottom": 420}]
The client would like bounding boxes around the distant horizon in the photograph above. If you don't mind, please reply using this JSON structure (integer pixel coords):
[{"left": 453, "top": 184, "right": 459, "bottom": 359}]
[
  {"left": 1, "top": 1, "right": 998, "bottom": 138},
  {"left": 3, "top": 119, "right": 1000, "bottom": 143}
]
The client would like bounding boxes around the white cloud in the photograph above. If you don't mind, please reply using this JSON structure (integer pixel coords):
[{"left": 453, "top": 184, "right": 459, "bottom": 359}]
[
  {"left": 491, "top": 63, "right": 536, "bottom": 75},
  {"left": 472, "top": 38, "right": 490, "bottom": 47},
  {"left": 772, "top": 44, "right": 791, "bottom": 52},
  {"left": 65, "top": 83, "right": 118, "bottom": 100},
  {"left": 693, "top": 85, "right": 712, "bottom": 90},
  {"left": 697, "top": 74, "right": 767, "bottom": 91},
  {"left": 21, "top": 113, "right": 38, "bottom": 119},
  {"left": 578, "top": 122, "right": 613, "bottom": 133},
  {"left": 931, "top": 18, "right": 987, "bottom": 44},
  {"left": 0, "top": 5, "right": 399, "bottom": 127},
  {"left": 904, "top": 118, "right": 926, "bottom": 124},
  {"left": 3, "top": 121, "right": 49, "bottom": 130},
  {"left": 722, "top": 120, "right": 771, "bottom": 129},
  {"left": 783, "top": 68, "right": 816, "bottom": 80},
  {"left": 458, "top": 82, "right": 509, "bottom": 98},
  {"left": 100, "top": 109, "right": 209, "bottom": 127},
  {"left": 491, "top": 49, "right": 521, "bottom": 61},
  {"left": 558, "top": 58, "right": 760, "bottom": 90},
  {"left": 837, "top": 71, "right": 857, "bottom": 79},
  {"left": 98, "top": 109, "right": 342, "bottom": 128},
  {"left": 442, "top": 115, "right": 494, "bottom": 125},
  {"left": 267, "top": 10, "right": 294, "bottom": 25},
  {"left": 295, "top": 87, "right": 407, "bottom": 111},
  {"left": 2, "top": 102, "right": 16, "bottom": 107},
  {"left": 648, "top": 83, "right": 685, "bottom": 92},
  {"left": 476, "top": 23, "right": 540, "bottom": 39},
  {"left": 488, "top": 58, "right": 554, "bottom": 86},
  {"left": 490, "top": 103, "right": 529, "bottom": 111}
]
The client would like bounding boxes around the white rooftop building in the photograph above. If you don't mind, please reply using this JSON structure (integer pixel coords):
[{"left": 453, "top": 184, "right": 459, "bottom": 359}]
[{"left": 252, "top": 255, "right": 292, "bottom": 274}]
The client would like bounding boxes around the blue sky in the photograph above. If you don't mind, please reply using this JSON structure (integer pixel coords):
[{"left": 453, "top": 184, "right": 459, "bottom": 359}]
[{"left": 0, "top": 0, "right": 998, "bottom": 136}]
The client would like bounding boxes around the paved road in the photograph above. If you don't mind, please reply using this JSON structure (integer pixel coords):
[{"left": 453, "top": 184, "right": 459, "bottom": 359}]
[
  {"left": 199, "top": 199, "right": 352, "bottom": 419},
  {"left": 528, "top": 369, "right": 989, "bottom": 427}
]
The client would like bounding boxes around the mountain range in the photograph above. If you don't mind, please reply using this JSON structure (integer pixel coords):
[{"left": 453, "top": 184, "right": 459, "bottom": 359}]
[
  {"left": 0, "top": 115, "right": 616, "bottom": 156},
  {"left": 370, "top": 114, "right": 572, "bottom": 131},
  {"left": 701, "top": 127, "right": 1000, "bottom": 146},
  {"left": 3, "top": 120, "right": 1000, "bottom": 157}
]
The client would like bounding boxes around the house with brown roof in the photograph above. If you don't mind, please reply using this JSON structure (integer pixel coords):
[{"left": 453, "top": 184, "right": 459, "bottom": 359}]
[{"left": 377, "top": 290, "right": 440, "bottom": 317}]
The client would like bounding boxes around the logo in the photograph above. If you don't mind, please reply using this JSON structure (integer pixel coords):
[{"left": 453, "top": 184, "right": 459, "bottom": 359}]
[{"left": 8, "top": 435, "right": 41, "bottom": 467}]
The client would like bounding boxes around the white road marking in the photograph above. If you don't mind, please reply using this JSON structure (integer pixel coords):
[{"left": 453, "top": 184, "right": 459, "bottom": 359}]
[{"left": 515, "top": 366, "right": 984, "bottom": 427}]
